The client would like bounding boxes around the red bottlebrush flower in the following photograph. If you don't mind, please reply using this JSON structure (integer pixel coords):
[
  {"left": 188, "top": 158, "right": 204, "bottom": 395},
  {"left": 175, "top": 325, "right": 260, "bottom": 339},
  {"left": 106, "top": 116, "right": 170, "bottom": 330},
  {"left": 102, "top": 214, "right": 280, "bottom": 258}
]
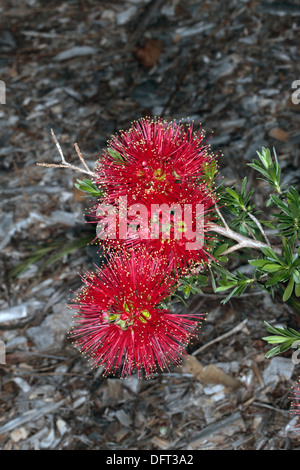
[
  {"left": 142, "top": 180, "right": 217, "bottom": 273},
  {"left": 93, "top": 179, "right": 217, "bottom": 275},
  {"left": 69, "top": 250, "right": 205, "bottom": 378},
  {"left": 95, "top": 117, "right": 217, "bottom": 204}
]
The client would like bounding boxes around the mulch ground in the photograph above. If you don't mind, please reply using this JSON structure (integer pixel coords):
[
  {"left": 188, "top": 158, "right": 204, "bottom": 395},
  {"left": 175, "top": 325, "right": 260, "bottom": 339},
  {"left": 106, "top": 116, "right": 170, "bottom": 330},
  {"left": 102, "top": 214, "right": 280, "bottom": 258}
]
[{"left": 0, "top": 0, "right": 300, "bottom": 450}]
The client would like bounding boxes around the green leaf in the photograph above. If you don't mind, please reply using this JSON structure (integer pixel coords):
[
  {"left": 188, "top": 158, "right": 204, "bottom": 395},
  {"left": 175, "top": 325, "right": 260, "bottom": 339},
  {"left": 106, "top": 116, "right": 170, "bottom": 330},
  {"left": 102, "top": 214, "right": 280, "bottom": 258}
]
[
  {"left": 240, "top": 177, "right": 247, "bottom": 198},
  {"left": 75, "top": 178, "right": 102, "bottom": 197},
  {"left": 218, "top": 255, "right": 228, "bottom": 262},
  {"left": 214, "top": 243, "right": 229, "bottom": 257},
  {"left": 41, "top": 235, "right": 94, "bottom": 268},
  {"left": 196, "top": 275, "right": 209, "bottom": 285},
  {"left": 220, "top": 285, "right": 241, "bottom": 304},
  {"left": 264, "top": 321, "right": 287, "bottom": 336},
  {"left": 248, "top": 259, "right": 268, "bottom": 268},
  {"left": 287, "top": 326, "right": 300, "bottom": 337},
  {"left": 183, "top": 285, "right": 191, "bottom": 299},
  {"left": 277, "top": 339, "right": 296, "bottom": 353},
  {"left": 265, "top": 339, "right": 295, "bottom": 358},
  {"left": 8, "top": 247, "right": 53, "bottom": 278},
  {"left": 261, "top": 263, "right": 281, "bottom": 273},
  {"left": 260, "top": 246, "right": 284, "bottom": 264},
  {"left": 215, "top": 283, "right": 237, "bottom": 292},
  {"left": 107, "top": 148, "right": 126, "bottom": 163},
  {"left": 265, "top": 345, "right": 283, "bottom": 358},
  {"left": 208, "top": 266, "right": 217, "bottom": 293},
  {"left": 225, "top": 188, "right": 240, "bottom": 201},
  {"left": 262, "top": 335, "right": 290, "bottom": 344},
  {"left": 260, "top": 148, "right": 272, "bottom": 168},
  {"left": 203, "top": 159, "right": 218, "bottom": 186},
  {"left": 265, "top": 271, "right": 287, "bottom": 287},
  {"left": 190, "top": 285, "right": 204, "bottom": 295},
  {"left": 270, "top": 195, "right": 290, "bottom": 215},
  {"left": 283, "top": 276, "right": 295, "bottom": 302}
]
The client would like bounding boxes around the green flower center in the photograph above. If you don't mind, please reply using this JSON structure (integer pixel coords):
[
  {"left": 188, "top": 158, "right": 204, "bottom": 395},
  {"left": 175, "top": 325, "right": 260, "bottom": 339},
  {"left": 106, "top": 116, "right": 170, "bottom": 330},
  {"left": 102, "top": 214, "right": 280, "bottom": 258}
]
[
  {"left": 105, "top": 302, "right": 151, "bottom": 331},
  {"left": 154, "top": 168, "right": 166, "bottom": 181}
]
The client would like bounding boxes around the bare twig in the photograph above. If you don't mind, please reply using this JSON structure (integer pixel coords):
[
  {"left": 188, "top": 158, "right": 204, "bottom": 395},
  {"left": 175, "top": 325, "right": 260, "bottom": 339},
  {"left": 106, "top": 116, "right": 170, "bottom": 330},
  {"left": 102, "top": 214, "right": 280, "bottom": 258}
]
[
  {"left": 247, "top": 212, "right": 271, "bottom": 247},
  {"left": 50, "top": 128, "right": 66, "bottom": 164},
  {"left": 74, "top": 142, "right": 92, "bottom": 174},
  {"left": 221, "top": 241, "right": 249, "bottom": 256},
  {"left": 208, "top": 223, "right": 281, "bottom": 255},
  {"left": 215, "top": 206, "right": 229, "bottom": 230},
  {"left": 37, "top": 162, "right": 94, "bottom": 177},
  {"left": 243, "top": 222, "right": 257, "bottom": 240},
  {"left": 37, "top": 129, "right": 95, "bottom": 177}
]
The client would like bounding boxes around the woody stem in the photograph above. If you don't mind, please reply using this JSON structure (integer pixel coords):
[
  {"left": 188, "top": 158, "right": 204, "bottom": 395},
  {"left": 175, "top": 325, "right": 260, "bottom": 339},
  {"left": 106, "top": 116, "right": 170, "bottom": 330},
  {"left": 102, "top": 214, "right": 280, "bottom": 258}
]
[{"left": 208, "top": 223, "right": 281, "bottom": 255}]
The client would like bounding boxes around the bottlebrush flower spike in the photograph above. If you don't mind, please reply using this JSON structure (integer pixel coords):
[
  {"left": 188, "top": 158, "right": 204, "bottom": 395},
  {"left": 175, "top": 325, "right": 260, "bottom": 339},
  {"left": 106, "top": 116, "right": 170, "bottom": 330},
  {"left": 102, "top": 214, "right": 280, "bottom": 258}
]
[
  {"left": 93, "top": 179, "right": 217, "bottom": 275},
  {"left": 142, "top": 181, "right": 217, "bottom": 274},
  {"left": 69, "top": 250, "right": 205, "bottom": 378},
  {"left": 95, "top": 117, "right": 217, "bottom": 204}
]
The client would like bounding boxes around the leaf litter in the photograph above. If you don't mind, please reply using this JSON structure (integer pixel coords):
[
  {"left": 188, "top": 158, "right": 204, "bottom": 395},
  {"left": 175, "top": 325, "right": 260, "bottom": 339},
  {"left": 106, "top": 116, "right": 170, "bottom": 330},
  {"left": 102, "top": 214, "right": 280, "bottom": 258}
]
[{"left": 0, "top": 0, "right": 300, "bottom": 450}]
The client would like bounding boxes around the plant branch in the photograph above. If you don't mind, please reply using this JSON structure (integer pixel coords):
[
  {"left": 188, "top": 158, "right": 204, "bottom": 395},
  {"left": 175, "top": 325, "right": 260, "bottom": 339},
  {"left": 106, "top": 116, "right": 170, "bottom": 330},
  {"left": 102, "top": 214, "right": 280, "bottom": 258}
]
[
  {"left": 247, "top": 212, "right": 271, "bottom": 246},
  {"left": 37, "top": 129, "right": 95, "bottom": 178},
  {"left": 215, "top": 206, "right": 229, "bottom": 230},
  {"left": 74, "top": 142, "right": 92, "bottom": 174},
  {"left": 243, "top": 221, "right": 256, "bottom": 240},
  {"left": 208, "top": 223, "right": 281, "bottom": 255}
]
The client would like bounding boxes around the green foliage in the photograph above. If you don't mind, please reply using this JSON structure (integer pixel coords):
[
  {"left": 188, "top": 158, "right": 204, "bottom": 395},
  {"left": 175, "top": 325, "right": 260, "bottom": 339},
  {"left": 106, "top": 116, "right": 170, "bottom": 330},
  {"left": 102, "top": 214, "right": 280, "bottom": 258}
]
[
  {"left": 209, "top": 262, "right": 256, "bottom": 304},
  {"left": 217, "top": 176, "right": 271, "bottom": 239},
  {"left": 74, "top": 178, "right": 102, "bottom": 197},
  {"left": 202, "top": 159, "right": 218, "bottom": 187},
  {"left": 207, "top": 146, "right": 300, "bottom": 371},
  {"left": 263, "top": 321, "right": 300, "bottom": 358},
  {"left": 270, "top": 188, "right": 300, "bottom": 239},
  {"left": 208, "top": 238, "right": 300, "bottom": 305},
  {"left": 248, "top": 147, "right": 283, "bottom": 198},
  {"left": 107, "top": 148, "right": 126, "bottom": 164},
  {"left": 177, "top": 274, "right": 209, "bottom": 299},
  {"left": 213, "top": 146, "right": 299, "bottom": 312},
  {"left": 212, "top": 242, "right": 229, "bottom": 263},
  {"left": 249, "top": 240, "right": 300, "bottom": 302},
  {"left": 225, "top": 177, "right": 254, "bottom": 213}
]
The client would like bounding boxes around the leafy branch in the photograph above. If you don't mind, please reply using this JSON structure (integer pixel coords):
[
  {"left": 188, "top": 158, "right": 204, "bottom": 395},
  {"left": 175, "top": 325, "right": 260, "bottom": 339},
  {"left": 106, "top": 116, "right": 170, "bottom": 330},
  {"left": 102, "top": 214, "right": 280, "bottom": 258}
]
[
  {"left": 74, "top": 178, "right": 102, "bottom": 198},
  {"left": 248, "top": 147, "right": 284, "bottom": 198},
  {"left": 263, "top": 321, "right": 300, "bottom": 358}
]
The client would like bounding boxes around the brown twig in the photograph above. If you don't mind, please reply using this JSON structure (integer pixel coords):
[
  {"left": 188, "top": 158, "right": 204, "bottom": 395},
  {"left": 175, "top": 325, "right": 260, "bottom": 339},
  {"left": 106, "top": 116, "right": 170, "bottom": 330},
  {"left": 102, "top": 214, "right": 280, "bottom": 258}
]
[
  {"left": 37, "top": 129, "right": 95, "bottom": 177},
  {"left": 74, "top": 142, "right": 92, "bottom": 174}
]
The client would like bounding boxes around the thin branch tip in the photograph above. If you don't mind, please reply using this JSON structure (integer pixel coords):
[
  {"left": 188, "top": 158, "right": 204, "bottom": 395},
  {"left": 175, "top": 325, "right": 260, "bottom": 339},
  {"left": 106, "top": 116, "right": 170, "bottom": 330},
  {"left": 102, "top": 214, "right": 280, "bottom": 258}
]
[{"left": 37, "top": 131, "right": 95, "bottom": 178}]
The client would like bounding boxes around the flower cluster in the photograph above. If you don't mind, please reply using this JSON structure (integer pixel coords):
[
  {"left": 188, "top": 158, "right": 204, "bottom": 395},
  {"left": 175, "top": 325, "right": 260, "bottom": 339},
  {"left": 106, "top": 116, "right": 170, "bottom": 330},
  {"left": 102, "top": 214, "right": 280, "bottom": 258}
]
[{"left": 70, "top": 118, "right": 218, "bottom": 377}]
